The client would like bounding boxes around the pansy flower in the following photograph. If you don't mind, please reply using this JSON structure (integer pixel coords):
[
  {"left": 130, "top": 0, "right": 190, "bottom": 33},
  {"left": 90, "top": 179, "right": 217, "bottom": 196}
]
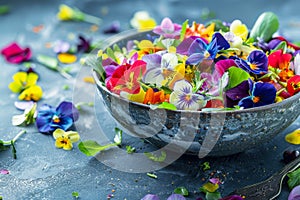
[
  {"left": 77, "top": 35, "right": 91, "bottom": 53},
  {"left": 287, "top": 75, "right": 300, "bottom": 95},
  {"left": 153, "top": 17, "right": 182, "bottom": 39},
  {"left": 238, "top": 80, "right": 276, "bottom": 108},
  {"left": 186, "top": 32, "right": 230, "bottom": 65},
  {"left": 225, "top": 80, "right": 249, "bottom": 108},
  {"left": 234, "top": 50, "right": 268, "bottom": 74},
  {"left": 130, "top": 11, "right": 156, "bottom": 30},
  {"left": 229, "top": 20, "right": 248, "bottom": 41},
  {"left": 185, "top": 22, "right": 215, "bottom": 41},
  {"left": 53, "top": 40, "right": 70, "bottom": 53},
  {"left": 12, "top": 102, "right": 37, "bottom": 126},
  {"left": 36, "top": 101, "right": 79, "bottom": 134},
  {"left": 9, "top": 72, "right": 43, "bottom": 101},
  {"left": 53, "top": 128, "right": 80, "bottom": 150},
  {"left": 106, "top": 60, "right": 147, "bottom": 95},
  {"left": 170, "top": 80, "right": 206, "bottom": 110},
  {"left": 1, "top": 42, "right": 31, "bottom": 64},
  {"left": 142, "top": 53, "right": 185, "bottom": 88},
  {"left": 103, "top": 21, "right": 121, "bottom": 34},
  {"left": 290, "top": 53, "right": 300, "bottom": 75}
]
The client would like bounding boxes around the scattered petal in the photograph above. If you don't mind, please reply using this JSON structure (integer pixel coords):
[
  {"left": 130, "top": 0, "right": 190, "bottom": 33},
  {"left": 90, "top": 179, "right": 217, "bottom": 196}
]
[
  {"left": 285, "top": 129, "right": 300, "bottom": 145},
  {"left": 57, "top": 53, "right": 77, "bottom": 64},
  {"left": 1, "top": 42, "right": 31, "bottom": 64},
  {"left": 0, "top": 169, "right": 9, "bottom": 175}
]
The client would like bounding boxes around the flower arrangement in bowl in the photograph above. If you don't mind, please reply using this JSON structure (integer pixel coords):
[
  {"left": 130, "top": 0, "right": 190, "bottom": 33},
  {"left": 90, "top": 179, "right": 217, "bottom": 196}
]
[{"left": 92, "top": 12, "right": 300, "bottom": 156}]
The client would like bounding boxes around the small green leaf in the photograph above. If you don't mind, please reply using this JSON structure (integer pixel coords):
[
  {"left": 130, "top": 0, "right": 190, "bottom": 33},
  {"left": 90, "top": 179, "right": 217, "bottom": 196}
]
[
  {"left": 72, "top": 191, "right": 79, "bottom": 199},
  {"left": 113, "top": 44, "right": 122, "bottom": 52},
  {"left": 205, "top": 19, "right": 229, "bottom": 32},
  {"left": 0, "top": 140, "right": 10, "bottom": 151},
  {"left": 36, "top": 54, "right": 59, "bottom": 70},
  {"left": 174, "top": 186, "right": 189, "bottom": 196},
  {"left": 78, "top": 140, "right": 117, "bottom": 156},
  {"left": 0, "top": 5, "right": 10, "bottom": 15},
  {"left": 144, "top": 151, "right": 166, "bottom": 162},
  {"left": 126, "top": 145, "right": 135, "bottom": 154},
  {"left": 272, "top": 41, "right": 287, "bottom": 53},
  {"left": 157, "top": 102, "right": 177, "bottom": 111},
  {"left": 205, "top": 192, "right": 221, "bottom": 200},
  {"left": 113, "top": 128, "right": 123, "bottom": 145},
  {"left": 201, "top": 161, "right": 210, "bottom": 171},
  {"left": 146, "top": 172, "right": 157, "bottom": 179},
  {"left": 180, "top": 20, "right": 189, "bottom": 41},
  {"left": 287, "top": 168, "right": 300, "bottom": 189},
  {"left": 250, "top": 12, "right": 279, "bottom": 42},
  {"left": 225, "top": 67, "right": 250, "bottom": 90},
  {"left": 106, "top": 47, "right": 117, "bottom": 62}
]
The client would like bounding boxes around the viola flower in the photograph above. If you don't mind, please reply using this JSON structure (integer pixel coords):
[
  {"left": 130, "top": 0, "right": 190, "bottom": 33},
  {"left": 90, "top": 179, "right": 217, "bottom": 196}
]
[
  {"left": 290, "top": 53, "right": 300, "bottom": 75},
  {"left": 234, "top": 50, "right": 268, "bottom": 74},
  {"left": 153, "top": 17, "right": 182, "bottom": 39},
  {"left": 53, "top": 129, "right": 80, "bottom": 150},
  {"left": 238, "top": 81, "right": 276, "bottom": 108},
  {"left": 199, "top": 71, "right": 228, "bottom": 96},
  {"left": 287, "top": 75, "right": 300, "bottom": 95},
  {"left": 288, "top": 185, "right": 300, "bottom": 200},
  {"left": 167, "top": 194, "right": 186, "bottom": 200},
  {"left": 130, "top": 11, "right": 156, "bottom": 30},
  {"left": 106, "top": 60, "right": 147, "bottom": 95},
  {"left": 170, "top": 80, "right": 206, "bottom": 110},
  {"left": 229, "top": 20, "right": 248, "bottom": 41},
  {"left": 223, "top": 32, "right": 254, "bottom": 55},
  {"left": 1, "top": 42, "right": 31, "bottom": 64},
  {"left": 142, "top": 53, "right": 185, "bottom": 88},
  {"left": 9, "top": 72, "right": 43, "bottom": 101},
  {"left": 186, "top": 32, "right": 230, "bottom": 65},
  {"left": 185, "top": 22, "right": 215, "bottom": 41},
  {"left": 103, "top": 21, "right": 121, "bottom": 34},
  {"left": 141, "top": 194, "right": 160, "bottom": 200},
  {"left": 77, "top": 35, "right": 91, "bottom": 53},
  {"left": 53, "top": 40, "right": 70, "bottom": 53},
  {"left": 36, "top": 101, "right": 79, "bottom": 134},
  {"left": 12, "top": 103, "right": 37, "bottom": 126},
  {"left": 57, "top": 4, "right": 102, "bottom": 25},
  {"left": 225, "top": 80, "right": 250, "bottom": 108}
]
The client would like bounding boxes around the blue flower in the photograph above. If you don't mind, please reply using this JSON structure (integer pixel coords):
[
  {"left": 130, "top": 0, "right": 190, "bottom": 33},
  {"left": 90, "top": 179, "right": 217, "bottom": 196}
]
[
  {"left": 233, "top": 50, "right": 268, "bottom": 74},
  {"left": 36, "top": 101, "right": 79, "bottom": 134},
  {"left": 238, "top": 80, "right": 276, "bottom": 108},
  {"left": 186, "top": 32, "right": 230, "bottom": 65}
]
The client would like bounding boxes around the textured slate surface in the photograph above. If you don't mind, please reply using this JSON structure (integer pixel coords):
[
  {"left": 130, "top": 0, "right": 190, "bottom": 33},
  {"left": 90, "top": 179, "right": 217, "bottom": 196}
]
[{"left": 1, "top": 0, "right": 300, "bottom": 199}]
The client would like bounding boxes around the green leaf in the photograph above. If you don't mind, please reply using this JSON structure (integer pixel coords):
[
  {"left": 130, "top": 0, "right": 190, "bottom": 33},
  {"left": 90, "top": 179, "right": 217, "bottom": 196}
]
[
  {"left": 113, "top": 44, "right": 122, "bottom": 52},
  {"left": 36, "top": 54, "right": 59, "bottom": 70},
  {"left": 225, "top": 67, "right": 250, "bottom": 90},
  {"left": 272, "top": 41, "right": 287, "bottom": 53},
  {"left": 0, "top": 5, "right": 10, "bottom": 15},
  {"left": 72, "top": 191, "right": 79, "bottom": 199},
  {"left": 126, "top": 145, "right": 135, "bottom": 154},
  {"left": 287, "top": 168, "right": 300, "bottom": 189},
  {"left": 78, "top": 140, "right": 117, "bottom": 156},
  {"left": 201, "top": 161, "right": 210, "bottom": 171},
  {"left": 106, "top": 47, "right": 117, "bottom": 62},
  {"left": 157, "top": 102, "right": 177, "bottom": 111},
  {"left": 0, "top": 140, "right": 10, "bottom": 151},
  {"left": 144, "top": 151, "right": 166, "bottom": 162},
  {"left": 113, "top": 128, "right": 123, "bottom": 145},
  {"left": 250, "top": 12, "right": 279, "bottom": 42},
  {"left": 180, "top": 20, "right": 189, "bottom": 41},
  {"left": 146, "top": 172, "right": 157, "bottom": 179},
  {"left": 205, "top": 192, "right": 221, "bottom": 200},
  {"left": 205, "top": 19, "right": 229, "bottom": 32},
  {"left": 11, "top": 141, "right": 17, "bottom": 159},
  {"left": 174, "top": 186, "right": 189, "bottom": 196}
]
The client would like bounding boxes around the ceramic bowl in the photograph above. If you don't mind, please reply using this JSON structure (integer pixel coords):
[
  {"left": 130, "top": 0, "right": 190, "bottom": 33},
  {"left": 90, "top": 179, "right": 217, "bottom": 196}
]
[{"left": 93, "top": 30, "right": 300, "bottom": 157}]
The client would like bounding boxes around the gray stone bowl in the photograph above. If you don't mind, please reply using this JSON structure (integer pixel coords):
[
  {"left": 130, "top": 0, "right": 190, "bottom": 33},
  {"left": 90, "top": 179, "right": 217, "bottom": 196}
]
[{"left": 92, "top": 30, "right": 300, "bottom": 157}]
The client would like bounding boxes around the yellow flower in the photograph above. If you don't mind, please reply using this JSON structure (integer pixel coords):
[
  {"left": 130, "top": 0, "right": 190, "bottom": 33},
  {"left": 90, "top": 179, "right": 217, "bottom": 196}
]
[
  {"left": 130, "top": 11, "right": 157, "bottom": 30},
  {"left": 9, "top": 72, "right": 38, "bottom": 93},
  {"left": 18, "top": 85, "right": 43, "bottom": 101},
  {"left": 230, "top": 20, "right": 248, "bottom": 41},
  {"left": 285, "top": 129, "right": 300, "bottom": 145},
  {"left": 53, "top": 129, "right": 80, "bottom": 150},
  {"left": 57, "top": 53, "right": 77, "bottom": 64},
  {"left": 57, "top": 4, "right": 76, "bottom": 21},
  {"left": 120, "top": 87, "right": 146, "bottom": 103}
]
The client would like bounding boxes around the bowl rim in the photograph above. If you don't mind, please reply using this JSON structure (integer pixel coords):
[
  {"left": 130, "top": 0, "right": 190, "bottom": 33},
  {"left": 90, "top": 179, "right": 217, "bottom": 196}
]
[{"left": 92, "top": 29, "right": 300, "bottom": 114}]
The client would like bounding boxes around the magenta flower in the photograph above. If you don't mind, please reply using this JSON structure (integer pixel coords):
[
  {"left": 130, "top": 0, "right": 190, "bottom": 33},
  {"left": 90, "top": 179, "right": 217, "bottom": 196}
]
[
  {"left": 215, "top": 59, "right": 237, "bottom": 77},
  {"left": 1, "top": 42, "right": 31, "bottom": 64},
  {"left": 36, "top": 101, "right": 79, "bottom": 134},
  {"left": 153, "top": 17, "right": 181, "bottom": 39}
]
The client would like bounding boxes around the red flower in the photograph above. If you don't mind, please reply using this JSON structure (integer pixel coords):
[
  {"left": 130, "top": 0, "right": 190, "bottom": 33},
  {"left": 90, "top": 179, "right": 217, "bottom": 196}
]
[
  {"left": 1, "top": 42, "right": 31, "bottom": 64},
  {"left": 106, "top": 60, "right": 147, "bottom": 95},
  {"left": 268, "top": 50, "right": 292, "bottom": 70},
  {"left": 287, "top": 75, "right": 300, "bottom": 95}
]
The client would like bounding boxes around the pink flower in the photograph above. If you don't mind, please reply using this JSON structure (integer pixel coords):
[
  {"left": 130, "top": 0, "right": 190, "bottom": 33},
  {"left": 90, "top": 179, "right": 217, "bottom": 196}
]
[
  {"left": 1, "top": 42, "right": 31, "bottom": 64},
  {"left": 153, "top": 17, "right": 181, "bottom": 39}
]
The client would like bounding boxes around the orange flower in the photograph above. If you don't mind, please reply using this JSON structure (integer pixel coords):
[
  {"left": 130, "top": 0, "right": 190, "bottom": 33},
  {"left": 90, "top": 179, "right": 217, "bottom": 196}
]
[
  {"left": 185, "top": 22, "right": 215, "bottom": 41},
  {"left": 143, "top": 88, "right": 169, "bottom": 104}
]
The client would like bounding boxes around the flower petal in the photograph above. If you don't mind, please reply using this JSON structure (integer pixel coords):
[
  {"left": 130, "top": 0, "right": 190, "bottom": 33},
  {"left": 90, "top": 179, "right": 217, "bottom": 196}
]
[
  {"left": 288, "top": 185, "right": 300, "bottom": 200},
  {"left": 65, "top": 131, "right": 80, "bottom": 142},
  {"left": 141, "top": 194, "right": 160, "bottom": 200},
  {"left": 167, "top": 194, "right": 186, "bottom": 200},
  {"left": 56, "top": 101, "right": 79, "bottom": 122},
  {"left": 285, "top": 129, "right": 300, "bottom": 145},
  {"left": 238, "top": 96, "right": 254, "bottom": 108},
  {"left": 53, "top": 128, "right": 65, "bottom": 139},
  {"left": 57, "top": 53, "right": 77, "bottom": 64}
]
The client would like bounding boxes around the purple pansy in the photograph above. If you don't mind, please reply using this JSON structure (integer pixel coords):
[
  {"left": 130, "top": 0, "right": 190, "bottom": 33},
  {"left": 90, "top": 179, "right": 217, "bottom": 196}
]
[
  {"left": 225, "top": 80, "right": 250, "bottom": 108},
  {"left": 153, "top": 17, "right": 182, "bottom": 39},
  {"left": 36, "top": 101, "right": 79, "bottom": 134},
  {"left": 186, "top": 32, "right": 230, "bottom": 65},
  {"left": 167, "top": 194, "right": 186, "bottom": 200},
  {"left": 53, "top": 40, "right": 70, "bottom": 53},
  {"left": 238, "top": 80, "right": 276, "bottom": 109},
  {"left": 288, "top": 185, "right": 300, "bottom": 200},
  {"left": 219, "top": 195, "right": 244, "bottom": 200},
  {"left": 233, "top": 50, "right": 268, "bottom": 74},
  {"left": 103, "top": 21, "right": 121, "bottom": 34},
  {"left": 141, "top": 194, "right": 160, "bottom": 200},
  {"left": 77, "top": 35, "right": 91, "bottom": 53}
]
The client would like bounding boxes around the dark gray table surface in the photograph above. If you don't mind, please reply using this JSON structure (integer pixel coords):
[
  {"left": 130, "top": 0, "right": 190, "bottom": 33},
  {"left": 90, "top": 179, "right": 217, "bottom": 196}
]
[{"left": 1, "top": 0, "right": 300, "bottom": 199}]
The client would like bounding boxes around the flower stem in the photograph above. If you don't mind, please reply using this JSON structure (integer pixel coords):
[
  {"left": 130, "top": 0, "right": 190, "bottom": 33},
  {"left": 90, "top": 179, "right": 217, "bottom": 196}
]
[
  {"left": 83, "top": 14, "right": 102, "bottom": 25},
  {"left": 2, "top": 130, "right": 26, "bottom": 145}
]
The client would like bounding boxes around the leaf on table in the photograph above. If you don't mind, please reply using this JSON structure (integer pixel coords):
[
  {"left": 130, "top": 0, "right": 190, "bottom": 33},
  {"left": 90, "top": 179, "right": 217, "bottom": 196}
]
[
  {"left": 0, "top": 140, "right": 10, "bottom": 151},
  {"left": 78, "top": 140, "right": 117, "bottom": 156},
  {"left": 174, "top": 186, "right": 189, "bottom": 196},
  {"left": 144, "top": 151, "right": 166, "bottom": 162},
  {"left": 287, "top": 167, "right": 300, "bottom": 189}
]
